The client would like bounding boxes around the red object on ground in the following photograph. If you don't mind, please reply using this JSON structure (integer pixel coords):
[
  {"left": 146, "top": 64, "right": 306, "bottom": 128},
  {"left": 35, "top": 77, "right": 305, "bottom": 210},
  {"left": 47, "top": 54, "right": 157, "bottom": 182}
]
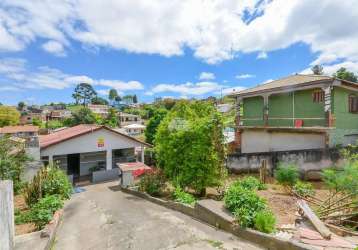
[{"left": 294, "top": 119, "right": 303, "bottom": 127}]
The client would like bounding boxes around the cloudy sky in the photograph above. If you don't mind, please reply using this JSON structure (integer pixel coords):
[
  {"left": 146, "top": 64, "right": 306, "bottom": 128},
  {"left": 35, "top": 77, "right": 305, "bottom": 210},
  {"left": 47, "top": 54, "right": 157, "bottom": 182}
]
[{"left": 1, "top": 0, "right": 358, "bottom": 104}]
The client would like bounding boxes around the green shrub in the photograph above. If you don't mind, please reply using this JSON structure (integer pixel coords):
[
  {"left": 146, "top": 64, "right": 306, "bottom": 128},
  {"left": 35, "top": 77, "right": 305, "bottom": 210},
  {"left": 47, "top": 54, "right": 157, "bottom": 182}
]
[
  {"left": 274, "top": 163, "right": 299, "bottom": 187},
  {"left": 254, "top": 210, "right": 276, "bottom": 234},
  {"left": 293, "top": 181, "right": 315, "bottom": 197},
  {"left": 235, "top": 176, "right": 266, "bottom": 191},
  {"left": 172, "top": 187, "right": 196, "bottom": 205},
  {"left": 30, "top": 195, "right": 63, "bottom": 229},
  {"left": 15, "top": 195, "right": 64, "bottom": 229},
  {"left": 24, "top": 164, "right": 72, "bottom": 206},
  {"left": 15, "top": 211, "right": 32, "bottom": 225},
  {"left": 139, "top": 170, "right": 166, "bottom": 197},
  {"left": 322, "top": 162, "right": 358, "bottom": 194},
  {"left": 224, "top": 184, "right": 267, "bottom": 228}
]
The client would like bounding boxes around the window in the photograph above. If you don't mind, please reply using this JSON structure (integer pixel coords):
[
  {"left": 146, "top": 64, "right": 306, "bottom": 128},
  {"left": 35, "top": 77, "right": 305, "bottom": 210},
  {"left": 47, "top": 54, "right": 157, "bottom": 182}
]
[
  {"left": 349, "top": 95, "right": 358, "bottom": 113},
  {"left": 313, "top": 90, "right": 324, "bottom": 103}
]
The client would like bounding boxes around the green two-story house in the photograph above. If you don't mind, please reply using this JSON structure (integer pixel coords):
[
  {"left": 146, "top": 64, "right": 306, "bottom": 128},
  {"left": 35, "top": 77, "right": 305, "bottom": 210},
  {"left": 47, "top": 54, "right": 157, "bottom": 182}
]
[{"left": 229, "top": 74, "right": 358, "bottom": 154}]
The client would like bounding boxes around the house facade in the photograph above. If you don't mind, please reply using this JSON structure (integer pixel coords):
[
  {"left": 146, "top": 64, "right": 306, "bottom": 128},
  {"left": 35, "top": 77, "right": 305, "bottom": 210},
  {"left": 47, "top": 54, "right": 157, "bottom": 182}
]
[
  {"left": 229, "top": 74, "right": 358, "bottom": 154},
  {"left": 39, "top": 124, "right": 150, "bottom": 182},
  {"left": 119, "top": 112, "right": 143, "bottom": 127}
]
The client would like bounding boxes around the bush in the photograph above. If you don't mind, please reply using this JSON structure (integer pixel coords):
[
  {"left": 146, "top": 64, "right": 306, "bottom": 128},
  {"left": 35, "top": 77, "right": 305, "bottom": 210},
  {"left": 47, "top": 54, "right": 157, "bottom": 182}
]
[
  {"left": 15, "top": 195, "right": 64, "bottom": 229},
  {"left": 139, "top": 170, "right": 166, "bottom": 197},
  {"left": 274, "top": 163, "right": 299, "bottom": 187},
  {"left": 224, "top": 184, "right": 267, "bottom": 228},
  {"left": 24, "top": 165, "right": 72, "bottom": 206},
  {"left": 155, "top": 101, "right": 227, "bottom": 195},
  {"left": 235, "top": 176, "right": 266, "bottom": 191},
  {"left": 293, "top": 181, "right": 315, "bottom": 197},
  {"left": 172, "top": 187, "right": 196, "bottom": 205},
  {"left": 254, "top": 210, "right": 276, "bottom": 233},
  {"left": 0, "top": 136, "right": 30, "bottom": 194},
  {"left": 30, "top": 195, "right": 63, "bottom": 229},
  {"left": 322, "top": 162, "right": 358, "bottom": 194}
]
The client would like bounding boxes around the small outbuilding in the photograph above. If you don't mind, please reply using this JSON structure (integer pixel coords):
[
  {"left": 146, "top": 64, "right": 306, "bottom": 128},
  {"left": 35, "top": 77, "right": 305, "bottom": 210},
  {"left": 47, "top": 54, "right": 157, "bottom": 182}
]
[{"left": 39, "top": 124, "right": 151, "bottom": 182}]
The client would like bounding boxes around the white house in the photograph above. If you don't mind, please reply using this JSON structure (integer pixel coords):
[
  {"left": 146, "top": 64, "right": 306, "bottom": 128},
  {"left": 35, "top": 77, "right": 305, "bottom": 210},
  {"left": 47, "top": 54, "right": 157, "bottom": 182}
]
[
  {"left": 39, "top": 124, "right": 151, "bottom": 181},
  {"left": 123, "top": 124, "right": 145, "bottom": 136}
]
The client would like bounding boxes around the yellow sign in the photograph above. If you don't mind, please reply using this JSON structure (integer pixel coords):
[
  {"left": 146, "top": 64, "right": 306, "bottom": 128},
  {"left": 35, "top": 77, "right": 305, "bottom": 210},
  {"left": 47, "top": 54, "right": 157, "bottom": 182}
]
[{"left": 97, "top": 137, "right": 105, "bottom": 147}]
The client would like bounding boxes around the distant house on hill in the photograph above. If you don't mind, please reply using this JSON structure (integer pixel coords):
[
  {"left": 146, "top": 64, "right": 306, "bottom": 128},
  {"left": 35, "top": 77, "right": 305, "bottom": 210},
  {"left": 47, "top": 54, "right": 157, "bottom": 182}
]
[
  {"left": 87, "top": 104, "right": 110, "bottom": 117},
  {"left": 119, "top": 112, "right": 143, "bottom": 127}
]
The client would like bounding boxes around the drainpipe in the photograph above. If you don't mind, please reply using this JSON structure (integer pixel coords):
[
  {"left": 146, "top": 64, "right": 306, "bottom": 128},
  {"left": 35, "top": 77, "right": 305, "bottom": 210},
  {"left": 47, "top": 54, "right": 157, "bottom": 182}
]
[{"left": 263, "top": 94, "right": 269, "bottom": 126}]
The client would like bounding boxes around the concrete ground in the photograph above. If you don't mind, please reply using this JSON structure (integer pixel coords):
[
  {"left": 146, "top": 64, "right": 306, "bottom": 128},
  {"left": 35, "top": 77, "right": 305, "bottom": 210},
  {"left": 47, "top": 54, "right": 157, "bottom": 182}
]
[{"left": 54, "top": 181, "right": 262, "bottom": 250}]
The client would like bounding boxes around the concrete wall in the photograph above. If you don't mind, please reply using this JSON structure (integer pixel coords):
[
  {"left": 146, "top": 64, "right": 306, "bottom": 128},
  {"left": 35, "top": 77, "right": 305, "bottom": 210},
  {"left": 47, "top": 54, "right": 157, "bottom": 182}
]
[
  {"left": 228, "top": 150, "right": 334, "bottom": 180},
  {"left": 241, "top": 130, "right": 325, "bottom": 153},
  {"left": 41, "top": 128, "right": 144, "bottom": 157}
]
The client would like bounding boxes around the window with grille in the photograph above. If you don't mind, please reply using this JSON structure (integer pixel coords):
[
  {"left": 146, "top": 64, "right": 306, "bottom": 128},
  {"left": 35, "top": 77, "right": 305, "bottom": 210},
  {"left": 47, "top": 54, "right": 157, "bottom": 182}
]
[
  {"left": 313, "top": 90, "right": 324, "bottom": 103},
  {"left": 349, "top": 95, "right": 358, "bottom": 113}
]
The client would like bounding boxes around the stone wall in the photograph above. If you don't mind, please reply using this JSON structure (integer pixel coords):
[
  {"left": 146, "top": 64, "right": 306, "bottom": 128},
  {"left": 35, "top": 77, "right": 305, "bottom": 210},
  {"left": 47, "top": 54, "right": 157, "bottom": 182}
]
[{"left": 227, "top": 149, "right": 336, "bottom": 180}]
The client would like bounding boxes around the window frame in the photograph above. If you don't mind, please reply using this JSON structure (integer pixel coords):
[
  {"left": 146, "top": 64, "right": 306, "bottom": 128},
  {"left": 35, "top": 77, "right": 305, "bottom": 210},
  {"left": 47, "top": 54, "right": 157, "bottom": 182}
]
[
  {"left": 312, "top": 90, "right": 324, "bottom": 103},
  {"left": 348, "top": 94, "right": 358, "bottom": 113}
]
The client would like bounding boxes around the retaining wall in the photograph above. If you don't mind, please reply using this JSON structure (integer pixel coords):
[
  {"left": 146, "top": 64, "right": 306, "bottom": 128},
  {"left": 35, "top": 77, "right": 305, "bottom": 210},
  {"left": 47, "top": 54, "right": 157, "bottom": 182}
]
[{"left": 121, "top": 187, "right": 314, "bottom": 250}]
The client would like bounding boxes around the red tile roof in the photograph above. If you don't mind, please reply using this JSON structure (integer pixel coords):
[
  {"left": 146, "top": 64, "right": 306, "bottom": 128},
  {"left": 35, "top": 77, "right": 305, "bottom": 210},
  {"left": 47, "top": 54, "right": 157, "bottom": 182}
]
[
  {"left": 0, "top": 125, "right": 39, "bottom": 134},
  {"left": 39, "top": 124, "right": 151, "bottom": 149}
]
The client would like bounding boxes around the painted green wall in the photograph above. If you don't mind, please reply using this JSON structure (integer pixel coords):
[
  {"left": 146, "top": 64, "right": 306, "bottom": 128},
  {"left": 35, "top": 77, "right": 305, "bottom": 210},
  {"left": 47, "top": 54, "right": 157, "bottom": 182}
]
[
  {"left": 268, "top": 93, "right": 293, "bottom": 126},
  {"left": 242, "top": 89, "right": 325, "bottom": 127},
  {"left": 294, "top": 89, "right": 326, "bottom": 126},
  {"left": 242, "top": 96, "right": 264, "bottom": 126},
  {"left": 332, "top": 87, "right": 358, "bottom": 129}
]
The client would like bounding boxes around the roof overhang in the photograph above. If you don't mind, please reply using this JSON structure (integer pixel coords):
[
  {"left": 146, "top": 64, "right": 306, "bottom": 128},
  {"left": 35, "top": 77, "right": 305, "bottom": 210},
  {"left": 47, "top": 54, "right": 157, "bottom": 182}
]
[
  {"left": 40, "top": 125, "right": 151, "bottom": 149},
  {"left": 238, "top": 126, "right": 332, "bottom": 134}
]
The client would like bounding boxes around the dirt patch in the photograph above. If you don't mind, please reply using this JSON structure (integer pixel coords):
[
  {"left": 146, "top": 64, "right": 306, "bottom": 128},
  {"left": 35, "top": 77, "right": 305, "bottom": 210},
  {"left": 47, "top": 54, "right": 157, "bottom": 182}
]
[
  {"left": 14, "top": 194, "right": 38, "bottom": 235},
  {"left": 257, "top": 185, "right": 298, "bottom": 226},
  {"left": 15, "top": 223, "right": 37, "bottom": 235}
]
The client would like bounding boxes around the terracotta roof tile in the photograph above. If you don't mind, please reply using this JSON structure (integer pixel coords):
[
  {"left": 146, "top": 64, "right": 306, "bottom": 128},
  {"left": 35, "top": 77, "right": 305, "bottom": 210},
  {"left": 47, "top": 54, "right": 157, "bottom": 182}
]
[
  {"left": 39, "top": 124, "right": 100, "bottom": 148},
  {"left": 0, "top": 125, "right": 39, "bottom": 134}
]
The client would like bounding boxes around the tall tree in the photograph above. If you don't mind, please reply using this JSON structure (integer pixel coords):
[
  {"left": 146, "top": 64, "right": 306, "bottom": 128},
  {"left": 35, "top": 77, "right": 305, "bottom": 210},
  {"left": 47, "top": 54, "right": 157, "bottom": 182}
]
[
  {"left": 311, "top": 65, "right": 324, "bottom": 75},
  {"left": 333, "top": 67, "right": 358, "bottom": 82},
  {"left": 0, "top": 106, "right": 20, "bottom": 127},
  {"left": 145, "top": 108, "right": 167, "bottom": 144},
  {"left": 155, "top": 101, "right": 226, "bottom": 195},
  {"left": 108, "top": 89, "right": 118, "bottom": 104},
  {"left": 122, "top": 95, "right": 133, "bottom": 104},
  {"left": 133, "top": 94, "right": 138, "bottom": 104},
  {"left": 104, "top": 108, "right": 118, "bottom": 128},
  {"left": 91, "top": 96, "right": 109, "bottom": 105},
  {"left": 72, "top": 83, "right": 97, "bottom": 106},
  {"left": 70, "top": 107, "right": 97, "bottom": 125},
  {"left": 17, "top": 101, "right": 26, "bottom": 111}
]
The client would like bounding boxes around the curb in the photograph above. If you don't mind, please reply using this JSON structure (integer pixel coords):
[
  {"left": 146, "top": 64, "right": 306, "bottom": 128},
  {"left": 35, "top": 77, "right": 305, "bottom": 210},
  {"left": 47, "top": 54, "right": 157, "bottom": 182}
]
[
  {"left": 121, "top": 187, "right": 314, "bottom": 250},
  {"left": 42, "top": 209, "right": 63, "bottom": 250}
]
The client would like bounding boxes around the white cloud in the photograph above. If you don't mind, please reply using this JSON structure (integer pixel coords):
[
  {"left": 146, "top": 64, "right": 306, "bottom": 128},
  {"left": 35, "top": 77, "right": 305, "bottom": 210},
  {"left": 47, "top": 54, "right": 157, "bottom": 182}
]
[
  {"left": 150, "top": 80, "right": 245, "bottom": 97},
  {"left": 42, "top": 40, "right": 66, "bottom": 56},
  {"left": 0, "top": 58, "right": 144, "bottom": 92},
  {"left": 199, "top": 72, "right": 215, "bottom": 80},
  {"left": 301, "top": 61, "right": 358, "bottom": 75},
  {"left": 221, "top": 86, "right": 246, "bottom": 95},
  {"left": 236, "top": 74, "right": 255, "bottom": 79},
  {"left": 151, "top": 81, "right": 222, "bottom": 96},
  {"left": 257, "top": 51, "right": 268, "bottom": 59},
  {"left": 0, "top": 0, "right": 358, "bottom": 66}
]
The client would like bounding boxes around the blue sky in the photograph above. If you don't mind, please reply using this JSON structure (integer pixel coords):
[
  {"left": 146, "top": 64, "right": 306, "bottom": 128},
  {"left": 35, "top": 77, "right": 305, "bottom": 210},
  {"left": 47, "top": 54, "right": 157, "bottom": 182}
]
[{"left": 1, "top": 1, "right": 358, "bottom": 105}]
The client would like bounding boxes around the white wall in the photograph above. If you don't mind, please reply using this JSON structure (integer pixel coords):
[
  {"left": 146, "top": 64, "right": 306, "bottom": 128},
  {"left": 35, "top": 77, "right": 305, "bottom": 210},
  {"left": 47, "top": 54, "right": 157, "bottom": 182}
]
[
  {"left": 41, "top": 129, "right": 143, "bottom": 157},
  {"left": 241, "top": 130, "right": 325, "bottom": 153}
]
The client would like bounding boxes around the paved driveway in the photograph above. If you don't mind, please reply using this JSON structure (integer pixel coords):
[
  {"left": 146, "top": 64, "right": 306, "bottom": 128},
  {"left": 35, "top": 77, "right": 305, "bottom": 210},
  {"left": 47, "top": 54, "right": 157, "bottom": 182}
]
[{"left": 54, "top": 181, "right": 262, "bottom": 250}]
